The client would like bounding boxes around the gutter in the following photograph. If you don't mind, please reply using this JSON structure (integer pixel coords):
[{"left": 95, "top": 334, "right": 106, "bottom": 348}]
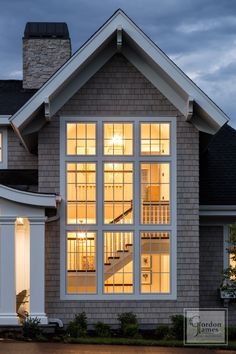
[{"left": 200, "top": 205, "right": 236, "bottom": 216}]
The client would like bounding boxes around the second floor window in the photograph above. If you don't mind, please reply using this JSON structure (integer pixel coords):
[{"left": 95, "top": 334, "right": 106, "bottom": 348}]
[{"left": 62, "top": 117, "right": 175, "bottom": 298}]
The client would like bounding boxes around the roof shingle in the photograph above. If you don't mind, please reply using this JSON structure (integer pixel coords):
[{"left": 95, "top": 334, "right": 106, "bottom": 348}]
[{"left": 0, "top": 80, "right": 36, "bottom": 115}]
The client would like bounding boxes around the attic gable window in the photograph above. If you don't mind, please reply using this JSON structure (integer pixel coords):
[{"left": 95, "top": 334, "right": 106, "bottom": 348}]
[{"left": 61, "top": 117, "right": 176, "bottom": 300}]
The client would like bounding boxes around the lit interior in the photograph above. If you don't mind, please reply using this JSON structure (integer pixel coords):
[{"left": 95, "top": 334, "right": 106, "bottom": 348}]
[
  {"left": 141, "top": 123, "right": 170, "bottom": 155},
  {"left": 141, "top": 163, "right": 170, "bottom": 224},
  {"left": 15, "top": 218, "right": 30, "bottom": 317},
  {"left": 141, "top": 232, "right": 170, "bottom": 293},
  {"left": 104, "top": 163, "right": 133, "bottom": 224},
  {"left": 67, "top": 232, "right": 96, "bottom": 293},
  {"left": 67, "top": 163, "right": 96, "bottom": 224},
  {"left": 104, "top": 232, "right": 133, "bottom": 293},
  {"left": 65, "top": 121, "right": 172, "bottom": 295},
  {"left": 104, "top": 123, "right": 133, "bottom": 155},
  {"left": 67, "top": 123, "right": 96, "bottom": 155}
]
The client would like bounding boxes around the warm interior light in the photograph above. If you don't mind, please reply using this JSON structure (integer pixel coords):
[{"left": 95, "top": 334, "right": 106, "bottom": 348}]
[
  {"left": 78, "top": 232, "right": 86, "bottom": 239},
  {"left": 16, "top": 217, "right": 24, "bottom": 225},
  {"left": 109, "top": 134, "right": 123, "bottom": 146}
]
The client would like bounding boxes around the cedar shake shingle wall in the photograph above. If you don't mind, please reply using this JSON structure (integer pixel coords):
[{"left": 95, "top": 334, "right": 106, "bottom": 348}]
[
  {"left": 39, "top": 54, "right": 199, "bottom": 325},
  {"left": 199, "top": 226, "right": 223, "bottom": 308},
  {"left": 8, "top": 127, "right": 38, "bottom": 169}
]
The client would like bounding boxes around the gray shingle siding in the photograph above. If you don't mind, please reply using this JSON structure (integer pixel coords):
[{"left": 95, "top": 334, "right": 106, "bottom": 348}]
[
  {"left": 8, "top": 127, "right": 38, "bottom": 169},
  {"left": 38, "top": 54, "right": 199, "bottom": 325}
]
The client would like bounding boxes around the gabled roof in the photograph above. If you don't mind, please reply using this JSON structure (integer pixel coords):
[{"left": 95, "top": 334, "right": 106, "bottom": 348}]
[
  {"left": 9, "top": 9, "right": 229, "bottom": 149},
  {"left": 200, "top": 124, "right": 236, "bottom": 205}
]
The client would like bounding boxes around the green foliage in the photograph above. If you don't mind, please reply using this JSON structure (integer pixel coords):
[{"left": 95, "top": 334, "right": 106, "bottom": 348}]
[
  {"left": 22, "top": 317, "right": 41, "bottom": 339},
  {"left": 154, "top": 325, "right": 170, "bottom": 340},
  {"left": 170, "top": 315, "right": 184, "bottom": 340},
  {"left": 94, "top": 321, "right": 111, "bottom": 337},
  {"left": 66, "top": 312, "right": 88, "bottom": 338},
  {"left": 117, "top": 312, "right": 139, "bottom": 337},
  {"left": 221, "top": 224, "right": 236, "bottom": 295},
  {"left": 122, "top": 323, "right": 139, "bottom": 338}
]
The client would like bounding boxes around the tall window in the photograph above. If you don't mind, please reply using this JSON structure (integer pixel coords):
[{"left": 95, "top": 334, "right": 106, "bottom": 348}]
[{"left": 62, "top": 118, "right": 175, "bottom": 299}]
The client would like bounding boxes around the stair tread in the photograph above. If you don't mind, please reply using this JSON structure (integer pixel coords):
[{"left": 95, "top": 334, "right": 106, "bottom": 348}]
[
  {"left": 117, "top": 250, "right": 129, "bottom": 253},
  {"left": 125, "top": 243, "right": 133, "bottom": 246},
  {"left": 104, "top": 263, "right": 111, "bottom": 265}
]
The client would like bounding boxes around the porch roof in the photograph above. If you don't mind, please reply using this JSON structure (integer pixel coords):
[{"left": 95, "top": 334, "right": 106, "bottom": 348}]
[{"left": 0, "top": 184, "right": 60, "bottom": 208}]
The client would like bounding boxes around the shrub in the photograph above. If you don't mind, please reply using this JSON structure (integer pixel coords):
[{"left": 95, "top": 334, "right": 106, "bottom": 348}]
[
  {"left": 170, "top": 315, "right": 184, "bottom": 340},
  {"left": 95, "top": 321, "right": 111, "bottom": 337},
  {"left": 66, "top": 312, "right": 87, "bottom": 338},
  {"left": 154, "top": 325, "right": 170, "bottom": 340},
  {"left": 122, "top": 323, "right": 139, "bottom": 338},
  {"left": 22, "top": 317, "right": 41, "bottom": 339},
  {"left": 117, "top": 312, "right": 139, "bottom": 337}
]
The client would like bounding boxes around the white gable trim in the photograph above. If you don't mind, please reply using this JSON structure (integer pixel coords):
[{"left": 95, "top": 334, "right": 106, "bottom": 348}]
[
  {"left": 0, "top": 185, "right": 60, "bottom": 208},
  {"left": 9, "top": 9, "right": 228, "bottom": 134},
  {"left": 0, "top": 116, "right": 11, "bottom": 125}
]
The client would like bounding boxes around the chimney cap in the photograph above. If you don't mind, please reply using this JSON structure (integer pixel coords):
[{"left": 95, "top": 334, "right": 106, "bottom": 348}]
[{"left": 24, "top": 22, "right": 69, "bottom": 39}]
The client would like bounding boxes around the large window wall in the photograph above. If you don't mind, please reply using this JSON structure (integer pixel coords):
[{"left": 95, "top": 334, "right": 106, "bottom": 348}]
[{"left": 61, "top": 117, "right": 176, "bottom": 300}]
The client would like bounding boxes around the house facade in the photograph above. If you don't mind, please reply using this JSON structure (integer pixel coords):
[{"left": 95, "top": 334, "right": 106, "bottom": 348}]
[{"left": 0, "top": 10, "right": 235, "bottom": 327}]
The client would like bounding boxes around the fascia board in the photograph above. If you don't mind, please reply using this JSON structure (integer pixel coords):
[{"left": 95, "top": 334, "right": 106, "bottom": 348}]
[
  {"left": 10, "top": 10, "right": 228, "bottom": 131},
  {"left": 0, "top": 184, "right": 58, "bottom": 208}
]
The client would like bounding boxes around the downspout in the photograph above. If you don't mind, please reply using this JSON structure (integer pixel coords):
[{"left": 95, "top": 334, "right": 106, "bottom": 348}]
[{"left": 45, "top": 195, "right": 62, "bottom": 223}]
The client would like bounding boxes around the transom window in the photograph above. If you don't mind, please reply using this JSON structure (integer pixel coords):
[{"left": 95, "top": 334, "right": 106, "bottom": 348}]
[
  {"left": 104, "top": 123, "right": 133, "bottom": 155},
  {"left": 61, "top": 117, "right": 176, "bottom": 299}
]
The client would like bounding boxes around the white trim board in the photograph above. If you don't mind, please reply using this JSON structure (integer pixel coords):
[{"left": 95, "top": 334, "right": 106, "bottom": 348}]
[
  {"left": 200, "top": 205, "right": 236, "bottom": 216},
  {"left": 0, "top": 184, "right": 59, "bottom": 208},
  {"left": 0, "top": 116, "right": 11, "bottom": 125},
  {"left": 10, "top": 9, "right": 228, "bottom": 146}
]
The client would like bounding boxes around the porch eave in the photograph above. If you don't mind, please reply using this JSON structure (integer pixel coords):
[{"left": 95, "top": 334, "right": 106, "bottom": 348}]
[{"left": 0, "top": 184, "right": 60, "bottom": 208}]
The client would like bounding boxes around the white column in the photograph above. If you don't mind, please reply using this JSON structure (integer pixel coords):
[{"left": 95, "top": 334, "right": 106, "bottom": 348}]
[
  {"left": 0, "top": 217, "right": 18, "bottom": 325},
  {"left": 29, "top": 217, "right": 48, "bottom": 324}
]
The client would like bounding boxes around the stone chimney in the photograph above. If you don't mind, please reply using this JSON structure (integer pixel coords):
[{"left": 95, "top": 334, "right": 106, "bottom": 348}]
[{"left": 23, "top": 22, "right": 71, "bottom": 89}]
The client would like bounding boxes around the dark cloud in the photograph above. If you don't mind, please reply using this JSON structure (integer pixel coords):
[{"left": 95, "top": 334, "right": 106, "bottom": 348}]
[{"left": 0, "top": 0, "right": 236, "bottom": 125}]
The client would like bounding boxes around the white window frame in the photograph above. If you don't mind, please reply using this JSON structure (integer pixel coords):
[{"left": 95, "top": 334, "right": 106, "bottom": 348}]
[
  {"left": 0, "top": 128, "right": 8, "bottom": 169},
  {"left": 60, "top": 116, "right": 177, "bottom": 300}
]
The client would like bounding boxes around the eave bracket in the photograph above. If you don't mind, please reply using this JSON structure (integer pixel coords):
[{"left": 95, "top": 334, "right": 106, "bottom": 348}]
[
  {"left": 44, "top": 97, "right": 51, "bottom": 122},
  {"left": 117, "top": 26, "right": 123, "bottom": 51},
  {"left": 186, "top": 97, "right": 194, "bottom": 121}
]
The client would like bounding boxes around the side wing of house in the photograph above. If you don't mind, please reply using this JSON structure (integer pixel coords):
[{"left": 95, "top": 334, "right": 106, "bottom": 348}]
[{"left": 0, "top": 10, "right": 234, "bottom": 326}]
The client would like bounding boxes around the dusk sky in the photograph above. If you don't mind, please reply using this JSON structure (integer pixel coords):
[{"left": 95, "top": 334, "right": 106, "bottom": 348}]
[{"left": 1, "top": 0, "right": 236, "bottom": 126}]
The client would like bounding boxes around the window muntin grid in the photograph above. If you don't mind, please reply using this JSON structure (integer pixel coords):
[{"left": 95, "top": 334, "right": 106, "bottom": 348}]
[
  {"left": 67, "top": 232, "right": 96, "bottom": 293},
  {"left": 140, "top": 232, "right": 170, "bottom": 293},
  {"left": 67, "top": 123, "right": 96, "bottom": 155},
  {"left": 104, "top": 232, "right": 133, "bottom": 293},
  {"left": 104, "top": 123, "right": 133, "bottom": 155},
  {"left": 67, "top": 163, "right": 96, "bottom": 224},
  {"left": 141, "top": 163, "right": 170, "bottom": 224},
  {"left": 141, "top": 123, "right": 170, "bottom": 155},
  {"left": 104, "top": 163, "right": 133, "bottom": 224},
  {"left": 63, "top": 118, "right": 175, "bottom": 299}
]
